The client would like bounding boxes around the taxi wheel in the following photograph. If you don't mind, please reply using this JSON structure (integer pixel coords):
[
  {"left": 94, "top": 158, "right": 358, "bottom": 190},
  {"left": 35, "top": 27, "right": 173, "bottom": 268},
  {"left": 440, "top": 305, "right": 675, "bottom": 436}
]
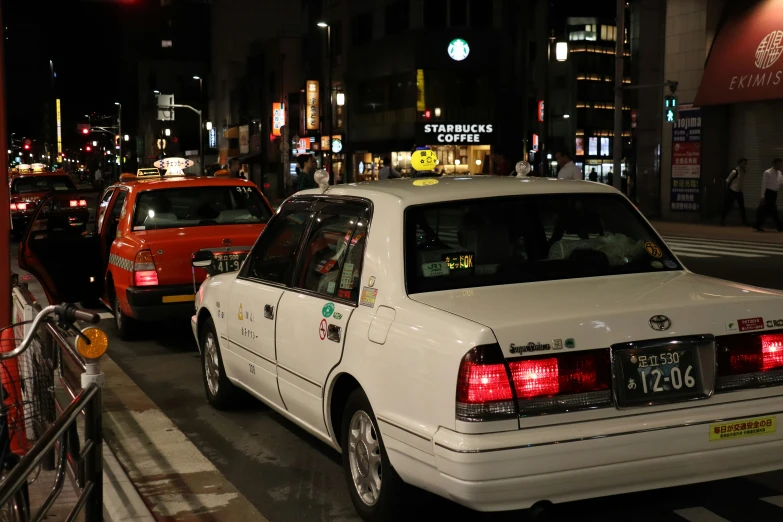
[
  {"left": 200, "top": 317, "right": 236, "bottom": 410},
  {"left": 112, "top": 288, "right": 136, "bottom": 341},
  {"left": 341, "top": 388, "right": 405, "bottom": 522}
]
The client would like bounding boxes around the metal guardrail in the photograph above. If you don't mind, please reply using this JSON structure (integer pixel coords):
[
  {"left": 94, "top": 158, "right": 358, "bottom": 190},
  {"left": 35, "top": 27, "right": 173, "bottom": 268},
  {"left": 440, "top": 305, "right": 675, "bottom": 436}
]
[{"left": 1, "top": 282, "right": 104, "bottom": 522}]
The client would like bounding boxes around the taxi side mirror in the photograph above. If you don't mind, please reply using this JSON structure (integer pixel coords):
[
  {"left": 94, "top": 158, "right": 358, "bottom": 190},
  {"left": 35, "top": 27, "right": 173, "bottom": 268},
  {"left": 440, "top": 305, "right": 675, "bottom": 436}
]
[{"left": 192, "top": 251, "right": 215, "bottom": 274}]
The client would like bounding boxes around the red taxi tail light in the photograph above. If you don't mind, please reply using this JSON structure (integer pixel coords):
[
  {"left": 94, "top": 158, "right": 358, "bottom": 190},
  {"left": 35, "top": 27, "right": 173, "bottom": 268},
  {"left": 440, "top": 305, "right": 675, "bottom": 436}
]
[
  {"left": 716, "top": 333, "right": 783, "bottom": 392},
  {"left": 79, "top": 199, "right": 87, "bottom": 207},
  {"left": 69, "top": 200, "right": 77, "bottom": 207},
  {"left": 456, "top": 344, "right": 516, "bottom": 422},
  {"left": 9, "top": 203, "right": 16, "bottom": 210},
  {"left": 509, "top": 350, "right": 612, "bottom": 416},
  {"left": 133, "top": 250, "right": 159, "bottom": 287},
  {"left": 10, "top": 202, "right": 27, "bottom": 211}
]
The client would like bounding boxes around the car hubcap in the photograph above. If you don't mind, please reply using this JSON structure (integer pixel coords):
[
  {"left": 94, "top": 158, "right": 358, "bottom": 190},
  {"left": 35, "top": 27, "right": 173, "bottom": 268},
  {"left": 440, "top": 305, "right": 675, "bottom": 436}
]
[
  {"left": 348, "top": 410, "right": 382, "bottom": 506},
  {"left": 204, "top": 333, "right": 219, "bottom": 396}
]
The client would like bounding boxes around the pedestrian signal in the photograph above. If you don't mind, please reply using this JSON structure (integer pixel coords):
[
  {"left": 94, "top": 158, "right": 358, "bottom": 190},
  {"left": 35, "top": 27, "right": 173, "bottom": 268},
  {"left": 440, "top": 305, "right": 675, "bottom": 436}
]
[{"left": 664, "top": 94, "right": 678, "bottom": 123}]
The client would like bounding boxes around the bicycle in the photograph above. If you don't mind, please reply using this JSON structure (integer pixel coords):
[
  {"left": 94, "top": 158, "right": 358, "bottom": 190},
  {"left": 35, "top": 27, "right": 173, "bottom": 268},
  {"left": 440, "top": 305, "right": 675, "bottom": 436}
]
[{"left": 0, "top": 304, "right": 100, "bottom": 522}]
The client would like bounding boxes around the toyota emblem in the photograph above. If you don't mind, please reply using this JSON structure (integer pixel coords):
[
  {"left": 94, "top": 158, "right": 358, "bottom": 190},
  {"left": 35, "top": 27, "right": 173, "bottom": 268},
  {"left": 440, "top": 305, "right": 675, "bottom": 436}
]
[{"left": 649, "top": 315, "right": 672, "bottom": 331}]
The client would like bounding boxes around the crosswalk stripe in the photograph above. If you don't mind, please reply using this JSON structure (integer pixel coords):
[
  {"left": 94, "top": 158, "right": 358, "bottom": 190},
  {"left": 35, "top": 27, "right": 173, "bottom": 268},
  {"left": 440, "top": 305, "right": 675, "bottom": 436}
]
[
  {"left": 667, "top": 246, "right": 766, "bottom": 258},
  {"left": 671, "top": 252, "right": 719, "bottom": 259},
  {"left": 674, "top": 507, "right": 731, "bottom": 522},
  {"left": 663, "top": 236, "right": 783, "bottom": 250},
  {"left": 761, "top": 495, "right": 783, "bottom": 508},
  {"left": 667, "top": 243, "right": 783, "bottom": 256},
  {"left": 665, "top": 238, "right": 783, "bottom": 252}
]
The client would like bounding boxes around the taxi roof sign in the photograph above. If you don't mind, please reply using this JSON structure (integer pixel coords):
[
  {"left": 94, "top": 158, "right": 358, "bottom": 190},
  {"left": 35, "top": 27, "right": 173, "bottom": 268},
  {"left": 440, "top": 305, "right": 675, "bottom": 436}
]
[
  {"left": 153, "top": 157, "right": 192, "bottom": 177},
  {"left": 16, "top": 164, "right": 32, "bottom": 172},
  {"left": 30, "top": 163, "right": 47, "bottom": 172}
]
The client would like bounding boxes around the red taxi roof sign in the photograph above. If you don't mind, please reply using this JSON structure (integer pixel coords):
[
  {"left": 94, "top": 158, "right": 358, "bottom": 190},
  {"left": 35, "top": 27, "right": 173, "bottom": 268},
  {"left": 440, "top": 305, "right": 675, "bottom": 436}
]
[{"left": 153, "top": 157, "right": 193, "bottom": 177}]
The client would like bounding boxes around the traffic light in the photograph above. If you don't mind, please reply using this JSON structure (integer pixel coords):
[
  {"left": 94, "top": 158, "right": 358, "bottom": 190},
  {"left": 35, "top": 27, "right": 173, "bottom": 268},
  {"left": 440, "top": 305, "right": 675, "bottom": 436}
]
[
  {"left": 23, "top": 139, "right": 31, "bottom": 150},
  {"left": 85, "top": 145, "right": 92, "bottom": 152},
  {"left": 78, "top": 123, "right": 91, "bottom": 135},
  {"left": 424, "top": 109, "right": 432, "bottom": 120},
  {"left": 664, "top": 94, "right": 678, "bottom": 123}
]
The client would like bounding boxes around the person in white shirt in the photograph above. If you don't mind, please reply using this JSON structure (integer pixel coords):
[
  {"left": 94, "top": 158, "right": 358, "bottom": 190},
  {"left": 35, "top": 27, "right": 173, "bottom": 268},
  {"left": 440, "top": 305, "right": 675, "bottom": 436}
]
[
  {"left": 754, "top": 158, "right": 783, "bottom": 232},
  {"left": 378, "top": 156, "right": 401, "bottom": 180},
  {"left": 555, "top": 150, "right": 582, "bottom": 180},
  {"left": 720, "top": 157, "right": 748, "bottom": 226}
]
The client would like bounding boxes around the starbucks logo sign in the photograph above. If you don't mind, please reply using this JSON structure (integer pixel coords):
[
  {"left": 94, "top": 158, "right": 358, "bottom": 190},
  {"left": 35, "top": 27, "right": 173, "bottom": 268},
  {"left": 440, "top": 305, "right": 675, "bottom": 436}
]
[{"left": 448, "top": 38, "right": 470, "bottom": 61}]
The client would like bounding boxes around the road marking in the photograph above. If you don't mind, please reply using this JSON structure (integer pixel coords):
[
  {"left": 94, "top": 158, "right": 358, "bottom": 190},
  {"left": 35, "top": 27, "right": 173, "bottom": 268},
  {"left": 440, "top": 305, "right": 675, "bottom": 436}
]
[
  {"left": 673, "top": 507, "right": 731, "bottom": 522},
  {"left": 671, "top": 252, "right": 718, "bottom": 259},
  {"left": 666, "top": 246, "right": 766, "bottom": 258},
  {"left": 761, "top": 495, "right": 783, "bottom": 508},
  {"left": 666, "top": 241, "right": 783, "bottom": 256},
  {"left": 663, "top": 236, "right": 783, "bottom": 249}
]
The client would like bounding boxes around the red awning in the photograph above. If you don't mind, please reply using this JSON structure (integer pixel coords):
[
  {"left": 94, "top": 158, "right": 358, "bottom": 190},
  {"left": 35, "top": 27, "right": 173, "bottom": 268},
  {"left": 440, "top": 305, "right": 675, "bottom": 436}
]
[{"left": 695, "top": 0, "right": 783, "bottom": 106}]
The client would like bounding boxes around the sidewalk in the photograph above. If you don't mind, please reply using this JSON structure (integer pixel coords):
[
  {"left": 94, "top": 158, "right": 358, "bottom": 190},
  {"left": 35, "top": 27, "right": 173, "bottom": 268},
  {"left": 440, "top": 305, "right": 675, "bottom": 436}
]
[{"left": 651, "top": 220, "right": 783, "bottom": 244}]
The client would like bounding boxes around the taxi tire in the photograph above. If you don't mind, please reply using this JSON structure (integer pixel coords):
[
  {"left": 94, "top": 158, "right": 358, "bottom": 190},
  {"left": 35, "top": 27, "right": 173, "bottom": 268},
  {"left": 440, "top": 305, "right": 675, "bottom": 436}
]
[
  {"left": 341, "top": 388, "right": 405, "bottom": 522},
  {"left": 112, "top": 288, "right": 136, "bottom": 341},
  {"left": 200, "top": 317, "right": 236, "bottom": 410}
]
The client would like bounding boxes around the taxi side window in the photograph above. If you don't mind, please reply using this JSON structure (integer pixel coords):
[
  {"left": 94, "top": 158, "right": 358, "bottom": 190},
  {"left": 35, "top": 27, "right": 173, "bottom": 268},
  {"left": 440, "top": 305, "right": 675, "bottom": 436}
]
[
  {"left": 242, "top": 202, "right": 312, "bottom": 285},
  {"left": 96, "top": 189, "right": 114, "bottom": 232},
  {"left": 295, "top": 206, "right": 367, "bottom": 302},
  {"left": 107, "top": 190, "right": 128, "bottom": 239}
]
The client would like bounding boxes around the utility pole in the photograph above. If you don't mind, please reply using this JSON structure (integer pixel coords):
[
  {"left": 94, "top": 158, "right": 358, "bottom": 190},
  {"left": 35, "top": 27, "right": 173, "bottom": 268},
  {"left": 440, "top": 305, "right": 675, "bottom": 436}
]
[{"left": 612, "top": 0, "right": 625, "bottom": 189}]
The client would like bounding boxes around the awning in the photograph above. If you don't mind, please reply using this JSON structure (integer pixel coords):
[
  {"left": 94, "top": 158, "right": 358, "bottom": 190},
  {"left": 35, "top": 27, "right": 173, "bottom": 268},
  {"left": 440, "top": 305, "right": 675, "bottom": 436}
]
[
  {"left": 224, "top": 126, "right": 239, "bottom": 139},
  {"left": 695, "top": 0, "right": 783, "bottom": 106}
]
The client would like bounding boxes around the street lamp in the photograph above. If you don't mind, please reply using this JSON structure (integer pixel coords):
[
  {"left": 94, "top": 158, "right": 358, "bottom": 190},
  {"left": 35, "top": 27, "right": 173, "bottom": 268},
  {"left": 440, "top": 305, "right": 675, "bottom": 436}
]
[
  {"left": 336, "top": 93, "right": 345, "bottom": 107},
  {"left": 164, "top": 128, "right": 171, "bottom": 137},
  {"left": 124, "top": 135, "right": 129, "bottom": 141},
  {"left": 205, "top": 121, "right": 212, "bottom": 131},
  {"left": 318, "top": 21, "right": 334, "bottom": 181},
  {"left": 153, "top": 90, "right": 160, "bottom": 94},
  {"left": 556, "top": 42, "right": 568, "bottom": 62}
]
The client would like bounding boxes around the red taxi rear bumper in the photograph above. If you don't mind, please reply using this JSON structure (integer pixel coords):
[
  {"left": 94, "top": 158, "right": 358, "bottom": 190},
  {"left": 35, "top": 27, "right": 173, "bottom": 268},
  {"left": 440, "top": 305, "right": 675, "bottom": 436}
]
[{"left": 125, "top": 284, "right": 195, "bottom": 321}]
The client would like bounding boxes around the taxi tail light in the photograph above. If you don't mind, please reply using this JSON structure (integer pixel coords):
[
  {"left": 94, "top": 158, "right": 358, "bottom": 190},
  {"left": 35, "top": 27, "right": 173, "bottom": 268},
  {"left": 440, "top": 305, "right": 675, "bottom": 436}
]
[
  {"left": 69, "top": 199, "right": 87, "bottom": 207},
  {"left": 508, "top": 350, "right": 612, "bottom": 416},
  {"left": 10, "top": 203, "right": 26, "bottom": 211},
  {"left": 133, "top": 250, "right": 159, "bottom": 287},
  {"left": 716, "top": 332, "right": 783, "bottom": 392},
  {"left": 456, "top": 344, "right": 517, "bottom": 422}
]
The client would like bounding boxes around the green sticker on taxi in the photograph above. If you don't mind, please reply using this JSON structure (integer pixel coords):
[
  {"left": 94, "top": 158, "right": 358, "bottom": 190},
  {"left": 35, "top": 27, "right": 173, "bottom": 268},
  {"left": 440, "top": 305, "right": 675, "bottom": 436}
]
[{"left": 322, "top": 302, "right": 335, "bottom": 318}]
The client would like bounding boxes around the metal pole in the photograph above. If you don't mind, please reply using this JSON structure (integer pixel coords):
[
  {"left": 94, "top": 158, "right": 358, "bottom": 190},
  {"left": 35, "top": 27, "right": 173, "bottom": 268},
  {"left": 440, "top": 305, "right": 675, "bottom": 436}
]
[
  {"left": 327, "top": 24, "right": 334, "bottom": 183},
  {"left": 612, "top": 0, "right": 625, "bottom": 189},
  {"left": 542, "top": 35, "right": 553, "bottom": 177},
  {"left": 0, "top": 14, "right": 10, "bottom": 326},
  {"left": 199, "top": 78, "right": 204, "bottom": 175},
  {"left": 84, "top": 386, "right": 102, "bottom": 522}
]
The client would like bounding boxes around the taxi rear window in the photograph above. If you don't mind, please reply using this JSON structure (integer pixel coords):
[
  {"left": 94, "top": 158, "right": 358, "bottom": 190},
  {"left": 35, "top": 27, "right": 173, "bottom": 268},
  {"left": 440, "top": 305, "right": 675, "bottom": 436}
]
[
  {"left": 404, "top": 194, "right": 681, "bottom": 294},
  {"left": 12, "top": 176, "right": 75, "bottom": 194},
  {"left": 132, "top": 186, "right": 272, "bottom": 230}
]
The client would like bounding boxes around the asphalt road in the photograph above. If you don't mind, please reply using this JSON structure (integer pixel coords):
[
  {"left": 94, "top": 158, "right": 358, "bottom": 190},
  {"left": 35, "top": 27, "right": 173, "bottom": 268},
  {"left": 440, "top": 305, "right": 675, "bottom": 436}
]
[{"left": 12, "top": 236, "right": 783, "bottom": 522}]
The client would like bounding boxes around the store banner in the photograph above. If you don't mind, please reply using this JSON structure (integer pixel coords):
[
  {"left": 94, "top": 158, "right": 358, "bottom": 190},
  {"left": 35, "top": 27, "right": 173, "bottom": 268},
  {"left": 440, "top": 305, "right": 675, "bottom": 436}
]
[
  {"left": 239, "top": 125, "right": 249, "bottom": 154},
  {"left": 416, "top": 69, "right": 425, "bottom": 112},
  {"left": 306, "top": 81, "right": 320, "bottom": 131},
  {"left": 415, "top": 122, "right": 494, "bottom": 145},
  {"left": 670, "top": 104, "right": 702, "bottom": 212},
  {"left": 272, "top": 103, "right": 284, "bottom": 136}
]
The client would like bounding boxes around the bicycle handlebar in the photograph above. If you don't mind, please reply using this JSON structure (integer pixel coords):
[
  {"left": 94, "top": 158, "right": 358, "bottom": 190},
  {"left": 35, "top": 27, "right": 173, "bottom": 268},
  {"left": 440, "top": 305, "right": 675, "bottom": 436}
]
[{"left": 0, "top": 303, "right": 103, "bottom": 360}]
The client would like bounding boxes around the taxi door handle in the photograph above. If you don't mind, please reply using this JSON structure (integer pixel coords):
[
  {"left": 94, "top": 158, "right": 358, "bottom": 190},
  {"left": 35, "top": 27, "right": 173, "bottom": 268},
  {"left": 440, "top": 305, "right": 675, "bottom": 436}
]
[
  {"left": 264, "top": 304, "right": 274, "bottom": 319},
  {"left": 327, "top": 324, "right": 341, "bottom": 343}
]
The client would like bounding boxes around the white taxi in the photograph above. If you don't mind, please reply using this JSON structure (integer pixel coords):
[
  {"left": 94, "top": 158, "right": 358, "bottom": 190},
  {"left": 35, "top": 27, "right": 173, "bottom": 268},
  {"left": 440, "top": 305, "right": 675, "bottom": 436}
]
[{"left": 191, "top": 176, "right": 783, "bottom": 521}]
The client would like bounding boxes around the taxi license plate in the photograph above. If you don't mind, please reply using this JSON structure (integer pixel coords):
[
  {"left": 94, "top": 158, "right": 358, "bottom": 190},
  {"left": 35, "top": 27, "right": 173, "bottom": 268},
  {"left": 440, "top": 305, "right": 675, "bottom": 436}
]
[
  {"left": 613, "top": 341, "right": 712, "bottom": 407},
  {"left": 213, "top": 253, "right": 246, "bottom": 273},
  {"left": 710, "top": 416, "right": 776, "bottom": 441}
]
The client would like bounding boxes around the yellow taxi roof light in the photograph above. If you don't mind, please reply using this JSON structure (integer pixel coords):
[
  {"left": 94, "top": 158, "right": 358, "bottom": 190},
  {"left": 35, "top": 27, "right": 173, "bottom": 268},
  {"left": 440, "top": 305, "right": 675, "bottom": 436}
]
[
  {"left": 214, "top": 169, "right": 229, "bottom": 177},
  {"left": 76, "top": 327, "right": 109, "bottom": 360},
  {"left": 137, "top": 168, "right": 160, "bottom": 177},
  {"left": 120, "top": 173, "right": 137, "bottom": 182}
]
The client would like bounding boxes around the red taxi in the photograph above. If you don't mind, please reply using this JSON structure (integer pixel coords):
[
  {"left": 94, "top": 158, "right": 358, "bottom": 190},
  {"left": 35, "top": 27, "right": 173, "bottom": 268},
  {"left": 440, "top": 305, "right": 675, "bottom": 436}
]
[
  {"left": 19, "top": 162, "right": 273, "bottom": 339},
  {"left": 9, "top": 164, "right": 80, "bottom": 239}
]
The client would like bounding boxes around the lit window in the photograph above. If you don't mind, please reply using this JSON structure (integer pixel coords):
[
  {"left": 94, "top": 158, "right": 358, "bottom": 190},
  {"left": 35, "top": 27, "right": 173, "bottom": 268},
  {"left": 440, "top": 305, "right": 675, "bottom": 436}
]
[{"left": 161, "top": 40, "right": 172, "bottom": 48}]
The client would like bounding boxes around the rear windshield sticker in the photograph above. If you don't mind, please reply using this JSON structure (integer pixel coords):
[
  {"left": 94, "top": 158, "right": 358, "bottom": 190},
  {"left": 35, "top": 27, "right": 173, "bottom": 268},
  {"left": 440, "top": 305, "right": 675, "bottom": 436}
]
[
  {"left": 412, "top": 179, "right": 439, "bottom": 187},
  {"left": 327, "top": 281, "right": 336, "bottom": 295},
  {"left": 340, "top": 262, "right": 355, "bottom": 289},
  {"left": 644, "top": 241, "right": 662, "bottom": 258},
  {"left": 651, "top": 261, "right": 664, "bottom": 269},
  {"left": 133, "top": 226, "right": 146, "bottom": 231},
  {"left": 360, "top": 287, "right": 378, "bottom": 308},
  {"left": 422, "top": 261, "right": 450, "bottom": 278},
  {"left": 664, "top": 259, "right": 677, "bottom": 269},
  {"left": 442, "top": 252, "right": 474, "bottom": 271}
]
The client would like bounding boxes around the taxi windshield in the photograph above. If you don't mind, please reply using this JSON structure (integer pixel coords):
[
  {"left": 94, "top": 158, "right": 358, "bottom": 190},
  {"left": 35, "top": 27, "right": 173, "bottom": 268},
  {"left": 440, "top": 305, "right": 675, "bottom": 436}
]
[
  {"left": 12, "top": 176, "right": 75, "bottom": 194},
  {"left": 404, "top": 194, "right": 681, "bottom": 294},
  {"left": 132, "top": 185, "right": 272, "bottom": 230}
]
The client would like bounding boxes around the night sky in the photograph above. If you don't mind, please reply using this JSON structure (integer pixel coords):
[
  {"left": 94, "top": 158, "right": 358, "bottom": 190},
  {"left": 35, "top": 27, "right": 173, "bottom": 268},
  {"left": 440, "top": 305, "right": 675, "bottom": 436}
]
[{"left": 3, "top": 0, "right": 128, "bottom": 151}]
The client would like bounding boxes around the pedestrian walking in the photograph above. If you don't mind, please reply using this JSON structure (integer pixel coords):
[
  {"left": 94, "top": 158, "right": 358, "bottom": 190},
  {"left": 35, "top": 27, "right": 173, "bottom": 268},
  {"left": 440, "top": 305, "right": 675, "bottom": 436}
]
[
  {"left": 94, "top": 166, "right": 103, "bottom": 191},
  {"left": 227, "top": 158, "right": 246, "bottom": 179},
  {"left": 555, "top": 150, "right": 581, "bottom": 180},
  {"left": 378, "top": 156, "right": 401, "bottom": 180},
  {"left": 296, "top": 154, "right": 318, "bottom": 191},
  {"left": 720, "top": 158, "right": 748, "bottom": 226},
  {"left": 754, "top": 158, "right": 783, "bottom": 232},
  {"left": 588, "top": 168, "right": 598, "bottom": 182},
  {"left": 606, "top": 169, "right": 614, "bottom": 187}
]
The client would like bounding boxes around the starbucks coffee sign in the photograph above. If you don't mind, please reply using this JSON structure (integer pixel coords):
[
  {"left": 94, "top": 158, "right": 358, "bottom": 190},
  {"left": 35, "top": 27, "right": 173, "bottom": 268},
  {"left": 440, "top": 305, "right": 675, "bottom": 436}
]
[{"left": 416, "top": 123, "right": 494, "bottom": 145}]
